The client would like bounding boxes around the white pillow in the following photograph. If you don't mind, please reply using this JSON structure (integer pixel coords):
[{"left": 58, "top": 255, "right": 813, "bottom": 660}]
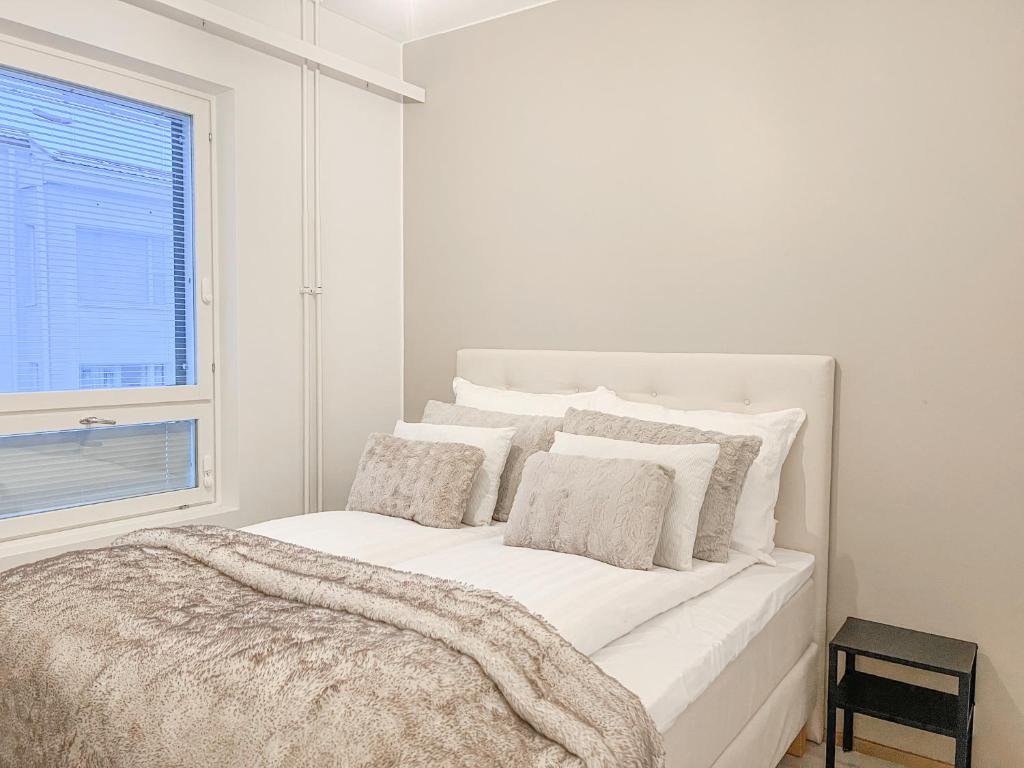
[
  {"left": 393, "top": 420, "right": 516, "bottom": 526},
  {"left": 550, "top": 431, "right": 720, "bottom": 571},
  {"left": 589, "top": 391, "right": 805, "bottom": 563},
  {"left": 453, "top": 377, "right": 612, "bottom": 417}
]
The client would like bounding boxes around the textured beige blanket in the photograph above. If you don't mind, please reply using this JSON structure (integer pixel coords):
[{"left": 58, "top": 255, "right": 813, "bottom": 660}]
[{"left": 0, "top": 525, "right": 663, "bottom": 768}]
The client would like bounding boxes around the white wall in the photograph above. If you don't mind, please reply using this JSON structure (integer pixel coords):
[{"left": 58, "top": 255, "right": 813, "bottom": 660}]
[
  {"left": 402, "top": 1, "right": 1024, "bottom": 763},
  {"left": 311, "top": 2, "right": 405, "bottom": 508},
  {"left": 0, "top": 0, "right": 404, "bottom": 566}
]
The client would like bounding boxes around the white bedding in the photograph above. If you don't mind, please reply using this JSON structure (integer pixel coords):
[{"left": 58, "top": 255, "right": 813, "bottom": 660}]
[
  {"left": 592, "top": 548, "right": 815, "bottom": 730},
  {"left": 245, "top": 510, "right": 756, "bottom": 655},
  {"left": 247, "top": 510, "right": 502, "bottom": 564}
]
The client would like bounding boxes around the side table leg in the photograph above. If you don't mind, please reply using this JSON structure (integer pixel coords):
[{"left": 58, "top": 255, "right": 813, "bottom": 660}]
[
  {"left": 967, "top": 658, "right": 976, "bottom": 768},
  {"left": 955, "top": 673, "right": 972, "bottom": 768},
  {"left": 826, "top": 701, "right": 837, "bottom": 768},
  {"left": 826, "top": 646, "right": 839, "bottom": 768},
  {"left": 842, "top": 653, "right": 855, "bottom": 752},
  {"left": 956, "top": 736, "right": 970, "bottom": 768}
]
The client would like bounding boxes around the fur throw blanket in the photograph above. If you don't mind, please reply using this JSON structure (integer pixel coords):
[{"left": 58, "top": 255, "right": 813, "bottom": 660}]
[{"left": 0, "top": 525, "right": 663, "bottom": 768}]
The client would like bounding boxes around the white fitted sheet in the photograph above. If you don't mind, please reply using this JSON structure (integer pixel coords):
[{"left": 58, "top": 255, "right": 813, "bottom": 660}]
[
  {"left": 245, "top": 510, "right": 756, "bottom": 655},
  {"left": 593, "top": 548, "right": 815, "bottom": 731}
]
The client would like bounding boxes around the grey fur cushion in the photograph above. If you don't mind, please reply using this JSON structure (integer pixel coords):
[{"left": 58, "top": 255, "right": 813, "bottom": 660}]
[
  {"left": 347, "top": 433, "right": 485, "bottom": 528},
  {"left": 563, "top": 408, "right": 762, "bottom": 563},
  {"left": 504, "top": 452, "right": 675, "bottom": 570},
  {"left": 421, "top": 401, "right": 563, "bottom": 522}
]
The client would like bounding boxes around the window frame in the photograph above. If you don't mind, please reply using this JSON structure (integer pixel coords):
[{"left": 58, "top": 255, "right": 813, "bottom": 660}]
[
  {"left": 0, "top": 403, "right": 215, "bottom": 542},
  {"left": 0, "top": 37, "right": 218, "bottom": 539}
]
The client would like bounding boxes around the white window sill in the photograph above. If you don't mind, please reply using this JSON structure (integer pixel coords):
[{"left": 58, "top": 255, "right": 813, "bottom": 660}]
[{"left": 0, "top": 503, "right": 239, "bottom": 565}]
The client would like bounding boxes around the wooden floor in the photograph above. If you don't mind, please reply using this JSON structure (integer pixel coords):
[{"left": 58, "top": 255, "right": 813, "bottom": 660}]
[{"left": 779, "top": 741, "right": 900, "bottom": 767}]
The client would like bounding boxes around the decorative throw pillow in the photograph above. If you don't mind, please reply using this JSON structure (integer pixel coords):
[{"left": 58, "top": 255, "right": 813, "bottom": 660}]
[
  {"left": 347, "top": 433, "right": 485, "bottom": 529},
  {"left": 562, "top": 408, "right": 762, "bottom": 564},
  {"left": 550, "top": 432, "right": 720, "bottom": 571},
  {"left": 421, "top": 401, "right": 563, "bottom": 521},
  {"left": 452, "top": 377, "right": 612, "bottom": 417},
  {"left": 393, "top": 420, "right": 516, "bottom": 526},
  {"left": 504, "top": 452, "right": 675, "bottom": 570},
  {"left": 583, "top": 394, "right": 803, "bottom": 562}
]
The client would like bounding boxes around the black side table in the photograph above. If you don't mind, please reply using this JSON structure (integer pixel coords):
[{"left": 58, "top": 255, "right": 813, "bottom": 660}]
[{"left": 827, "top": 617, "right": 977, "bottom": 768}]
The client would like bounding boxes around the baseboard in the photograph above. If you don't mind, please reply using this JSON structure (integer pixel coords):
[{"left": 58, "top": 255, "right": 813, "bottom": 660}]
[{"left": 837, "top": 730, "right": 952, "bottom": 768}]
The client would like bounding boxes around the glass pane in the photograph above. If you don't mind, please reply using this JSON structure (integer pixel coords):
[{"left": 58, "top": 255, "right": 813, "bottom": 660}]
[
  {"left": 0, "top": 65, "right": 196, "bottom": 394},
  {"left": 0, "top": 420, "right": 196, "bottom": 519}
]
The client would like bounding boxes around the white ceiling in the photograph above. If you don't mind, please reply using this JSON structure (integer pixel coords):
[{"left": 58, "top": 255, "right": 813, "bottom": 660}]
[{"left": 321, "top": 0, "right": 558, "bottom": 43}]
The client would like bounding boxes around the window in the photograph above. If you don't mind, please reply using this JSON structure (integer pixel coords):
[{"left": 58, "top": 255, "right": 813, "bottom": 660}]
[
  {"left": 0, "top": 420, "right": 197, "bottom": 519},
  {"left": 0, "top": 42, "right": 215, "bottom": 538}
]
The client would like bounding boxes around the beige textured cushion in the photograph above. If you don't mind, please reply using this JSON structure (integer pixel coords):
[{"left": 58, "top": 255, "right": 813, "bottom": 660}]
[
  {"left": 393, "top": 420, "right": 517, "bottom": 526},
  {"left": 550, "top": 432, "right": 720, "bottom": 571},
  {"left": 562, "top": 408, "right": 762, "bottom": 563},
  {"left": 347, "top": 433, "right": 485, "bottom": 529},
  {"left": 421, "top": 401, "right": 562, "bottom": 521},
  {"left": 504, "top": 452, "right": 675, "bottom": 570}
]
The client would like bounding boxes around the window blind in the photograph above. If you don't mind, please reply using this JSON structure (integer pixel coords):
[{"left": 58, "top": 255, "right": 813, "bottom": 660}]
[
  {"left": 0, "top": 420, "right": 197, "bottom": 519},
  {"left": 0, "top": 64, "right": 196, "bottom": 394}
]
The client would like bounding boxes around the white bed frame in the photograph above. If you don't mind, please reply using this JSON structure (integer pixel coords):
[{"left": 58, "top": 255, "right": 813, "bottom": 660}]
[{"left": 457, "top": 349, "right": 835, "bottom": 768}]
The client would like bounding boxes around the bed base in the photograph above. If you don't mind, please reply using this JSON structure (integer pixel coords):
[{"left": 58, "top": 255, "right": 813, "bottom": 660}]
[
  {"left": 664, "top": 643, "right": 818, "bottom": 768},
  {"left": 660, "top": 576, "right": 818, "bottom": 768}
]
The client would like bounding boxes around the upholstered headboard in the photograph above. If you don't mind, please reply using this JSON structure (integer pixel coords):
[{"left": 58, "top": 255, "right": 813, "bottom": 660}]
[{"left": 457, "top": 349, "right": 835, "bottom": 741}]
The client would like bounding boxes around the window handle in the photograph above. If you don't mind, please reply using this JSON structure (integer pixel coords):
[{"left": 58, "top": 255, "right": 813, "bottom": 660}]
[{"left": 79, "top": 416, "right": 117, "bottom": 426}]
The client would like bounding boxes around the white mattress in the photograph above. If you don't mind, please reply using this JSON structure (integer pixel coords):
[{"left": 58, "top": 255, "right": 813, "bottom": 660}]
[
  {"left": 245, "top": 511, "right": 756, "bottom": 655},
  {"left": 592, "top": 548, "right": 815, "bottom": 731}
]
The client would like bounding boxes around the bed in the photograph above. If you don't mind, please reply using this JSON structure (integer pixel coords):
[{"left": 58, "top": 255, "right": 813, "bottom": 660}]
[
  {"left": 0, "top": 349, "right": 834, "bottom": 768},
  {"left": 251, "top": 348, "right": 835, "bottom": 768},
  {"left": 451, "top": 349, "right": 835, "bottom": 768}
]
